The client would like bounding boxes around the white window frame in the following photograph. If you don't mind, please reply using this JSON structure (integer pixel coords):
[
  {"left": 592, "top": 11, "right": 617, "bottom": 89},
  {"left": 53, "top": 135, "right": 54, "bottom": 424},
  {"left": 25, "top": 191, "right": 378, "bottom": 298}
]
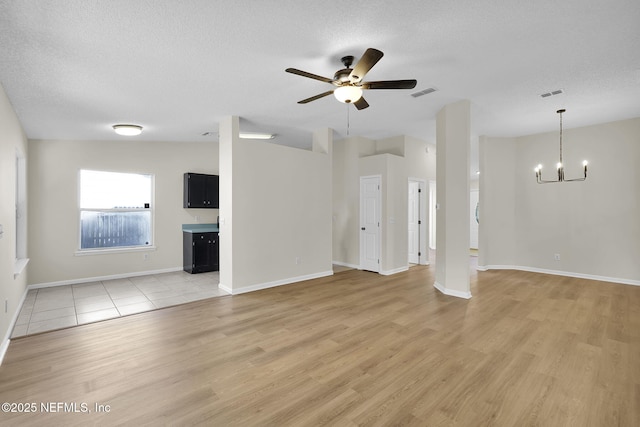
[{"left": 76, "top": 169, "right": 156, "bottom": 255}]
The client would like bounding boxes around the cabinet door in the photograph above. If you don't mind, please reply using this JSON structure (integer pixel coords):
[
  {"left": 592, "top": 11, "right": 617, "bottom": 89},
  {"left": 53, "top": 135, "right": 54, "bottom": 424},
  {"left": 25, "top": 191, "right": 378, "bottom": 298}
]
[
  {"left": 184, "top": 173, "right": 207, "bottom": 208},
  {"left": 183, "top": 232, "right": 195, "bottom": 273},
  {"left": 211, "top": 232, "right": 219, "bottom": 271},
  {"left": 192, "top": 232, "right": 214, "bottom": 273},
  {"left": 206, "top": 175, "right": 219, "bottom": 208}
]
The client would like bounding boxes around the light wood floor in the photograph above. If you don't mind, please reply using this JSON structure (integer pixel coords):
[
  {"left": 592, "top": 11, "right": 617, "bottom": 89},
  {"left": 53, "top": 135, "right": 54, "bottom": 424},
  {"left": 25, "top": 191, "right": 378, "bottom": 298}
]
[{"left": 1, "top": 265, "right": 639, "bottom": 426}]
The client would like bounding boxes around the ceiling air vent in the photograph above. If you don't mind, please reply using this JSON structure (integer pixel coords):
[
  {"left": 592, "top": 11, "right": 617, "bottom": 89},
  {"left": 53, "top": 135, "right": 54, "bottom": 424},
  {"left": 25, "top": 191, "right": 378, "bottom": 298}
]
[
  {"left": 411, "top": 87, "right": 437, "bottom": 98},
  {"left": 540, "top": 89, "right": 564, "bottom": 98}
]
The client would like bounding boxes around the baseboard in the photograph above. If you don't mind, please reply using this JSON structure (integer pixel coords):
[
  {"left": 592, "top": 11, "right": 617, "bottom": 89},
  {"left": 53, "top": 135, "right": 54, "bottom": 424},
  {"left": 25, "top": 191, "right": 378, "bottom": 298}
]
[
  {"left": 0, "top": 338, "right": 9, "bottom": 367},
  {"left": 380, "top": 266, "right": 409, "bottom": 276},
  {"left": 332, "top": 260, "right": 359, "bottom": 269},
  {"left": 433, "top": 281, "right": 472, "bottom": 299},
  {"left": 219, "top": 270, "right": 334, "bottom": 295},
  {"left": 0, "top": 286, "right": 30, "bottom": 366},
  {"left": 218, "top": 283, "right": 232, "bottom": 294},
  {"left": 478, "top": 265, "right": 640, "bottom": 287},
  {"left": 29, "top": 267, "right": 184, "bottom": 289}
]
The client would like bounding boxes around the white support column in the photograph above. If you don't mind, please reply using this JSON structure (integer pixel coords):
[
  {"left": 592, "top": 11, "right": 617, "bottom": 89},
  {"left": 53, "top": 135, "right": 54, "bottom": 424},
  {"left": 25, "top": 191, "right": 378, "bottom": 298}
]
[
  {"left": 434, "top": 100, "right": 472, "bottom": 299},
  {"left": 218, "top": 115, "right": 239, "bottom": 293}
]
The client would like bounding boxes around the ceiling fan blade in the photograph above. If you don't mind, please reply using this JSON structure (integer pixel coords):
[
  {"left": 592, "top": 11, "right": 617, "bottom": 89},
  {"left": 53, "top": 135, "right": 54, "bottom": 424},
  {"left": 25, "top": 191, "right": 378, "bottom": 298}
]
[
  {"left": 286, "top": 68, "right": 334, "bottom": 84},
  {"left": 362, "top": 79, "right": 417, "bottom": 90},
  {"left": 354, "top": 97, "right": 369, "bottom": 110},
  {"left": 349, "top": 48, "right": 384, "bottom": 83},
  {"left": 298, "top": 90, "right": 334, "bottom": 104}
]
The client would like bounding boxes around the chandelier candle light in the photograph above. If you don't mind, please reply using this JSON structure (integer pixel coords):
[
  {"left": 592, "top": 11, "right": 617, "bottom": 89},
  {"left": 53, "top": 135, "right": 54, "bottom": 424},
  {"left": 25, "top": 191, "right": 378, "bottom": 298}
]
[{"left": 534, "top": 109, "right": 588, "bottom": 183}]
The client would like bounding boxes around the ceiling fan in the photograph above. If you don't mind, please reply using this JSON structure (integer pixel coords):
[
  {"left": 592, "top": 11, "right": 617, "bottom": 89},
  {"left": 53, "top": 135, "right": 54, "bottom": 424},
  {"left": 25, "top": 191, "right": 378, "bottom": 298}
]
[{"left": 285, "top": 48, "right": 417, "bottom": 110}]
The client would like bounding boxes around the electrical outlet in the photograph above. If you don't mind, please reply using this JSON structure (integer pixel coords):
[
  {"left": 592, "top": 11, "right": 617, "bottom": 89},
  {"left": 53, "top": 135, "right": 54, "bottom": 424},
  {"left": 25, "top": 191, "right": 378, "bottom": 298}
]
[
  {"left": 143, "top": 253, "right": 149, "bottom": 261},
  {"left": 5, "top": 300, "right": 8, "bottom": 313},
  {"left": 554, "top": 253, "right": 561, "bottom": 261},
  {"left": 295, "top": 257, "right": 301, "bottom": 265}
]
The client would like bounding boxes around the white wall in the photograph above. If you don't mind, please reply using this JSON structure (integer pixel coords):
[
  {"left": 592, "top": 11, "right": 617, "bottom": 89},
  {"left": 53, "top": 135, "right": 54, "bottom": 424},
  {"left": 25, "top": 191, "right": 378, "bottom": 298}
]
[
  {"left": 478, "top": 136, "right": 517, "bottom": 267},
  {"left": 28, "top": 138, "right": 219, "bottom": 285},
  {"left": 360, "top": 153, "right": 409, "bottom": 274},
  {"left": 480, "top": 117, "right": 640, "bottom": 284},
  {"left": 332, "top": 136, "right": 374, "bottom": 267},
  {"left": 332, "top": 135, "right": 433, "bottom": 272},
  {"left": 404, "top": 136, "right": 436, "bottom": 264},
  {"left": 0, "top": 84, "right": 29, "bottom": 359},
  {"left": 219, "top": 117, "right": 333, "bottom": 294}
]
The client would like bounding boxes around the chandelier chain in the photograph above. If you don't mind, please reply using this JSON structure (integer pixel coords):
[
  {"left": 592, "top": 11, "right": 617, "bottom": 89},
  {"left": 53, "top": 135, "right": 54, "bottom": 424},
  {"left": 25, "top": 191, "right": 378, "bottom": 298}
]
[{"left": 559, "top": 110, "right": 563, "bottom": 165}]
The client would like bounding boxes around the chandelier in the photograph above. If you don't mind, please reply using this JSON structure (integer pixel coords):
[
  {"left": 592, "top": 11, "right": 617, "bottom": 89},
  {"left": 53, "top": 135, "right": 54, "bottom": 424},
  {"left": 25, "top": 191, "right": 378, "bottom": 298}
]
[{"left": 534, "top": 109, "right": 588, "bottom": 183}]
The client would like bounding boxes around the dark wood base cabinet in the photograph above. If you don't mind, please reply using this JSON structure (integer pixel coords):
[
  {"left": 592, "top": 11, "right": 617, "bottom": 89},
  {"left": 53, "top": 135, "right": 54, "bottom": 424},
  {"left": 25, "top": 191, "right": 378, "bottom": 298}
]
[{"left": 183, "top": 231, "right": 219, "bottom": 273}]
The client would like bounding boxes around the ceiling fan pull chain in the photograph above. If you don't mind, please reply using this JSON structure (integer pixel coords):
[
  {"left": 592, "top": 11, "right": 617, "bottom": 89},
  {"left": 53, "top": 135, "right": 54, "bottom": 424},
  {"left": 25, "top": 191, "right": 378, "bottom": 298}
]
[{"left": 347, "top": 104, "right": 350, "bottom": 136}]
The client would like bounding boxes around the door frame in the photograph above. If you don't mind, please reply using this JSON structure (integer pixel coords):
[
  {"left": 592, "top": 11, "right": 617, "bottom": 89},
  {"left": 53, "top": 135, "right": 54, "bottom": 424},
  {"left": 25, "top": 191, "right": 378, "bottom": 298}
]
[
  {"left": 429, "top": 180, "right": 436, "bottom": 250},
  {"left": 359, "top": 175, "right": 382, "bottom": 273}
]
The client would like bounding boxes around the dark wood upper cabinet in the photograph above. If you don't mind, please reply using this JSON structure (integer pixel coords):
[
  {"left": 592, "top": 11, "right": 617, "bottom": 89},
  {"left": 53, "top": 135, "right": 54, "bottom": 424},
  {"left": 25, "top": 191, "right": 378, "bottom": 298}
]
[{"left": 183, "top": 173, "right": 219, "bottom": 208}]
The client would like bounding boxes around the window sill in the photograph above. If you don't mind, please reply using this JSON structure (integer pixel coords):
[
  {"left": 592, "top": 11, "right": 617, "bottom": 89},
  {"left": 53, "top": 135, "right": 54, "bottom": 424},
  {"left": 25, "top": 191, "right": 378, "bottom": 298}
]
[
  {"left": 14, "top": 258, "right": 29, "bottom": 278},
  {"left": 75, "top": 246, "right": 157, "bottom": 256}
]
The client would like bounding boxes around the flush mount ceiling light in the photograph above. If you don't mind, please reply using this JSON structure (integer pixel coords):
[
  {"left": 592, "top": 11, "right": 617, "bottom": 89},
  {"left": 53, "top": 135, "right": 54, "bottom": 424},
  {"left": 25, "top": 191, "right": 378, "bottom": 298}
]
[
  {"left": 534, "top": 109, "right": 588, "bottom": 183},
  {"left": 333, "top": 85, "right": 363, "bottom": 104},
  {"left": 238, "top": 132, "right": 275, "bottom": 140},
  {"left": 113, "top": 124, "right": 143, "bottom": 136}
]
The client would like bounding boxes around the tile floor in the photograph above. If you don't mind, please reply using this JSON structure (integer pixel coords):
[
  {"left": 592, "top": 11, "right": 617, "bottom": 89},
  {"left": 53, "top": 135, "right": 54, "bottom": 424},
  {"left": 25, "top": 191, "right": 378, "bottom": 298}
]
[{"left": 12, "top": 270, "right": 226, "bottom": 338}]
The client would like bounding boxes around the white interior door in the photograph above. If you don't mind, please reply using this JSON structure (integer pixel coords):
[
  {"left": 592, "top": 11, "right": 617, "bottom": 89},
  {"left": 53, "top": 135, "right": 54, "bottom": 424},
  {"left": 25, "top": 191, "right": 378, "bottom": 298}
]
[
  {"left": 408, "top": 180, "right": 420, "bottom": 264},
  {"left": 360, "top": 176, "right": 381, "bottom": 272}
]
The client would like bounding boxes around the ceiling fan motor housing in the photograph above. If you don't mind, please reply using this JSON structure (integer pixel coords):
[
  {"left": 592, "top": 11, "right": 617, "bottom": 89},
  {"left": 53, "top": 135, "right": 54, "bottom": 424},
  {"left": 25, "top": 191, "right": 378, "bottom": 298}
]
[{"left": 334, "top": 68, "right": 353, "bottom": 84}]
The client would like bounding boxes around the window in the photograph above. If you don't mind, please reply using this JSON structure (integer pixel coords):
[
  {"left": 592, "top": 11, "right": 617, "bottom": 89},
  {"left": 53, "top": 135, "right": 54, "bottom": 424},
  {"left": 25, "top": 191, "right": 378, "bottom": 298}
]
[
  {"left": 15, "top": 149, "right": 28, "bottom": 276},
  {"left": 79, "top": 170, "right": 153, "bottom": 250}
]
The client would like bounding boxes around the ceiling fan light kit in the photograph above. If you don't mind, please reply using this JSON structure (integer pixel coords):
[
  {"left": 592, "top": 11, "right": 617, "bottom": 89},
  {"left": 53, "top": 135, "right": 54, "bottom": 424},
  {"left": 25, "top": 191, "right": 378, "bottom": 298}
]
[
  {"left": 534, "top": 109, "right": 588, "bottom": 184},
  {"left": 286, "top": 48, "right": 417, "bottom": 110},
  {"left": 112, "top": 124, "right": 143, "bottom": 136},
  {"left": 334, "top": 86, "right": 363, "bottom": 103}
]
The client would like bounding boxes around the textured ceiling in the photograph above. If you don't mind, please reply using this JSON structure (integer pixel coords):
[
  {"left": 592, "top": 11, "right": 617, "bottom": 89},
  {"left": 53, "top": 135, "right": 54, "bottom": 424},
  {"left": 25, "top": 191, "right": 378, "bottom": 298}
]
[{"left": 1, "top": 0, "right": 639, "bottom": 157}]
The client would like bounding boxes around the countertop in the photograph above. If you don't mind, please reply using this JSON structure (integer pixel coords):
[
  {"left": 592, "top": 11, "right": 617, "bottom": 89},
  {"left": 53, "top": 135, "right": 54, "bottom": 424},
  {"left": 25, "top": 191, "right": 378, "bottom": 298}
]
[{"left": 182, "top": 223, "right": 219, "bottom": 233}]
